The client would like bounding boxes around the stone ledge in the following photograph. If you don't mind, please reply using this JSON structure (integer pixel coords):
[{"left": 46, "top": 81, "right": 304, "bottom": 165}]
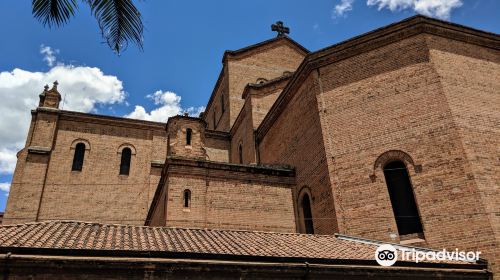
[
  {"left": 27, "top": 146, "right": 51, "bottom": 154},
  {"left": 150, "top": 160, "right": 164, "bottom": 168}
]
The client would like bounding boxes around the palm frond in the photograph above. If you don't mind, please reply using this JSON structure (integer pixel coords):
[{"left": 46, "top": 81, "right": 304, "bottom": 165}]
[
  {"left": 32, "top": 0, "right": 78, "bottom": 27},
  {"left": 88, "top": 0, "right": 144, "bottom": 54}
]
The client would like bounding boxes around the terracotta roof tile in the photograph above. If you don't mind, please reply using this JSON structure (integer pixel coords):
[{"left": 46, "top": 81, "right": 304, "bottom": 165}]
[{"left": 0, "top": 221, "right": 479, "bottom": 266}]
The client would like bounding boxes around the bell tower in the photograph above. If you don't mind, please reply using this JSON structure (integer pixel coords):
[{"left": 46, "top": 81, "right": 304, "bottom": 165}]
[{"left": 38, "top": 81, "right": 61, "bottom": 109}]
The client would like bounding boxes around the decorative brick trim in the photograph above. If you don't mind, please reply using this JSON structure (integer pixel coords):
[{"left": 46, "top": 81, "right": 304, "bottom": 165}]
[
  {"left": 70, "top": 139, "right": 91, "bottom": 151},
  {"left": 370, "top": 150, "right": 422, "bottom": 182},
  {"left": 117, "top": 143, "right": 136, "bottom": 155}
]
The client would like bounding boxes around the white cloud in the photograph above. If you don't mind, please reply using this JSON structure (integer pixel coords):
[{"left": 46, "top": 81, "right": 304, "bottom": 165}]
[
  {"left": 0, "top": 50, "right": 126, "bottom": 175},
  {"left": 0, "top": 149, "right": 17, "bottom": 174},
  {"left": 333, "top": 0, "right": 355, "bottom": 18},
  {"left": 0, "top": 183, "right": 10, "bottom": 195},
  {"left": 125, "top": 90, "right": 205, "bottom": 122},
  {"left": 0, "top": 44, "right": 203, "bottom": 179},
  {"left": 40, "top": 44, "right": 59, "bottom": 67},
  {"left": 366, "top": 0, "right": 462, "bottom": 19}
]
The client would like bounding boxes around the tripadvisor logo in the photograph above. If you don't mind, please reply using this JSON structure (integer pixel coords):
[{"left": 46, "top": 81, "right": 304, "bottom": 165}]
[
  {"left": 375, "top": 244, "right": 397, "bottom": 266},
  {"left": 374, "top": 244, "right": 482, "bottom": 266}
]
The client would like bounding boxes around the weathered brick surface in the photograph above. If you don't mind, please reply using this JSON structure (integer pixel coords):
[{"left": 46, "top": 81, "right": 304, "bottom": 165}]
[
  {"left": 428, "top": 35, "right": 500, "bottom": 277},
  {"left": 203, "top": 39, "right": 306, "bottom": 133},
  {"left": 258, "top": 74, "right": 338, "bottom": 235},
  {"left": 315, "top": 34, "right": 498, "bottom": 276},
  {"left": 4, "top": 112, "right": 167, "bottom": 225},
  {"left": 230, "top": 77, "right": 289, "bottom": 164},
  {"left": 204, "top": 133, "right": 230, "bottom": 162},
  {"left": 149, "top": 161, "right": 296, "bottom": 232},
  {"left": 227, "top": 42, "right": 304, "bottom": 128},
  {"left": 4, "top": 15, "right": 499, "bottom": 279},
  {"left": 230, "top": 98, "right": 256, "bottom": 164}
]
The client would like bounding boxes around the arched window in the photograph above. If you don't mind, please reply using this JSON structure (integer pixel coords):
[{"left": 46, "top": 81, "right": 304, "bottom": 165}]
[
  {"left": 186, "top": 128, "right": 192, "bottom": 146},
  {"left": 238, "top": 144, "right": 243, "bottom": 164},
  {"left": 183, "top": 189, "right": 191, "bottom": 208},
  {"left": 383, "top": 161, "right": 423, "bottom": 235},
  {"left": 120, "top": 148, "right": 132, "bottom": 175},
  {"left": 72, "top": 143, "right": 85, "bottom": 171},
  {"left": 302, "top": 194, "right": 314, "bottom": 234}
]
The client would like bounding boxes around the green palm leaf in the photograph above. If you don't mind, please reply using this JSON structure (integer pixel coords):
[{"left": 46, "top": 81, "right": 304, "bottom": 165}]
[
  {"left": 88, "top": 0, "right": 144, "bottom": 54},
  {"left": 32, "top": 0, "right": 78, "bottom": 27},
  {"left": 32, "top": 0, "right": 144, "bottom": 54}
]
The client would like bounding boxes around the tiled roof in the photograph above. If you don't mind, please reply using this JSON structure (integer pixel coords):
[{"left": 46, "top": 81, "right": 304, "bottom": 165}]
[{"left": 0, "top": 221, "right": 480, "bottom": 267}]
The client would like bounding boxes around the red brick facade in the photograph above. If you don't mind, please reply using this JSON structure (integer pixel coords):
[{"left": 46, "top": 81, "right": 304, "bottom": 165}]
[{"left": 3, "top": 15, "right": 499, "bottom": 277}]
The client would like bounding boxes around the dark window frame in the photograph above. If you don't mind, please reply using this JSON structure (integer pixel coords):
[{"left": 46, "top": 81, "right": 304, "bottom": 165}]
[
  {"left": 119, "top": 147, "right": 132, "bottom": 175},
  {"left": 186, "top": 128, "right": 192, "bottom": 146},
  {"left": 302, "top": 194, "right": 314, "bottom": 234},
  {"left": 71, "top": 143, "right": 86, "bottom": 171},
  {"left": 383, "top": 160, "right": 423, "bottom": 236},
  {"left": 183, "top": 189, "right": 191, "bottom": 208}
]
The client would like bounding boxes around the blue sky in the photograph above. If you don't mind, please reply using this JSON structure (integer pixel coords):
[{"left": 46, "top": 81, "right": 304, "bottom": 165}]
[{"left": 0, "top": 0, "right": 498, "bottom": 211}]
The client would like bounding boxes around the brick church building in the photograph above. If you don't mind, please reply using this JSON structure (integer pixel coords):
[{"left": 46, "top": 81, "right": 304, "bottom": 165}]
[{"left": 0, "top": 16, "right": 498, "bottom": 279}]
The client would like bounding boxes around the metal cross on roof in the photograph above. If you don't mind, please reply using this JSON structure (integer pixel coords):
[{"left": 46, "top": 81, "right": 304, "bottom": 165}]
[{"left": 271, "top": 21, "right": 290, "bottom": 37}]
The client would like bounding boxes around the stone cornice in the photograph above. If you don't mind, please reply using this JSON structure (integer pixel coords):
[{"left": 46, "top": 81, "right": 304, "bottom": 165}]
[
  {"left": 255, "top": 15, "right": 500, "bottom": 143},
  {"left": 241, "top": 73, "right": 293, "bottom": 99},
  {"left": 145, "top": 156, "right": 296, "bottom": 224},
  {"left": 36, "top": 109, "right": 167, "bottom": 131},
  {"left": 205, "top": 129, "right": 231, "bottom": 141},
  {"left": 166, "top": 156, "right": 295, "bottom": 178},
  {"left": 222, "top": 36, "right": 309, "bottom": 63},
  {"left": 165, "top": 115, "right": 207, "bottom": 129},
  {"left": 27, "top": 146, "right": 51, "bottom": 154}
]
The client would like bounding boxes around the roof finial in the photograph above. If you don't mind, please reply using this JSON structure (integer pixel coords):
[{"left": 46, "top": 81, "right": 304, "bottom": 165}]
[
  {"left": 44, "top": 84, "right": 49, "bottom": 91},
  {"left": 271, "top": 21, "right": 290, "bottom": 37},
  {"left": 52, "top": 80, "right": 59, "bottom": 89}
]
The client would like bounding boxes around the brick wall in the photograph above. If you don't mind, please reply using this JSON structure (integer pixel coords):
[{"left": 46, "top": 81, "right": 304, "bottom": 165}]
[
  {"left": 204, "top": 132, "right": 230, "bottom": 162},
  {"left": 167, "top": 117, "right": 206, "bottom": 159},
  {"left": 230, "top": 98, "right": 256, "bottom": 164},
  {"left": 204, "top": 73, "right": 230, "bottom": 131},
  {"left": 227, "top": 42, "right": 304, "bottom": 128},
  {"left": 149, "top": 160, "right": 296, "bottom": 233},
  {"left": 428, "top": 35, "right": 500, "bottom": 277},
  {"left": 258, "top": 74, "right": 338, "bottom": 234},
  {"left": 4, "top": 111, "right": 167, "bottom": 225},
  {"left": 315, "top": 33, "right": 498, "bottom": 275}
]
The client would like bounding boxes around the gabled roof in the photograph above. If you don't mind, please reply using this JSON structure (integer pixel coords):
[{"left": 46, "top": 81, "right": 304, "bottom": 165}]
[
  {"left": 256, "top": 15, "right": 500, "bottom": 142},
  {"left": 222, "top": 35, "right": 309, "bottom": 62},
  {"left": 204, "top": 36, "right": 309, "bottom": 116},
  {"left": 0, "top": 221, "right": 486, "bottom": 270}
]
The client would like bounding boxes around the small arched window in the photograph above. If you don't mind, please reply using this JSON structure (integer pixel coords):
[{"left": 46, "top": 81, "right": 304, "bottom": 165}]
[
  {"left": 238, "top": 144, "right": 243, "bottom": 164},
  {"left": 119, "top": 148, "right": 132, "bottom": 175},
  {"left": 383, "top": 161, "right": 423, "bottom": 235},
  {"left": 302, "top": 194, "right": 314, "bottom": 234},
  {"left": 183, "top": 189, "right": 191, "bottom": 208},
  {"left": 72, "top": 143, "right": 86, "bottom": 171},
  {"left": 186, "top": 128, "right": 192, "bottom": 146}
]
